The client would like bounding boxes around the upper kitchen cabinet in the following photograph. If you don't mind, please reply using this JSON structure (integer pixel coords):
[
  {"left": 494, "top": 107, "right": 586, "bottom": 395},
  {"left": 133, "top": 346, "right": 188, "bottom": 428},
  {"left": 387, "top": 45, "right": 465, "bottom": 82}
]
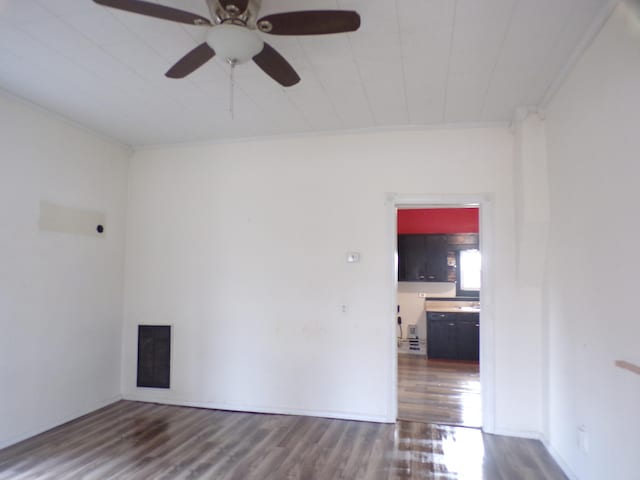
[
  {"left": 397, "top": 208, "right": 479, "bottom": 283},
  {"left": 398, "top": 234, "right": 448, "bottom": 282}
]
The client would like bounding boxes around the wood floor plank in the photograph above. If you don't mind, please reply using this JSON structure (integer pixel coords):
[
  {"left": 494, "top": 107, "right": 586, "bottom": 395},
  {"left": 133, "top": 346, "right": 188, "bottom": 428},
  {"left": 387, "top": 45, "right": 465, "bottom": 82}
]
[
  {"left": 0, "top": 400, "right": 568, "bottom": 479},
  {"left": 397, "top": 354, "right": 481, "bottom": 427}
]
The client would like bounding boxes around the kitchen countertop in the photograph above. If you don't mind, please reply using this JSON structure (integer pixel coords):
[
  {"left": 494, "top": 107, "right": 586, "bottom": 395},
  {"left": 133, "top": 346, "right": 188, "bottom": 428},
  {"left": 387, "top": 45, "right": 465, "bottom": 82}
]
[
  {"left": 425, "top": 298, "right": 480, "bottom": 313},
  {"left": 425, "top": 297, "right": 479, "bottom": 301},
  {"left": 426, "top": 306, "right": 481, "bottom": 313}
]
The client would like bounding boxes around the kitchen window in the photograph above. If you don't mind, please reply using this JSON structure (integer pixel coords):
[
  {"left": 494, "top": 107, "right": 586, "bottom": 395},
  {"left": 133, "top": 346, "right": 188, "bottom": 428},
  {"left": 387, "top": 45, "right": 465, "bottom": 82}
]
[{"left": 457, "top": 248, "right": 481, "bottom": 296}]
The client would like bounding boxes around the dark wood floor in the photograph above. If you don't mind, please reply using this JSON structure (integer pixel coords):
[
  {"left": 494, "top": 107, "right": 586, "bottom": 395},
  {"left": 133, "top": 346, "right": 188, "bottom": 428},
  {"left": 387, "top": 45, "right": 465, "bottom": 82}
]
[
  {"left": 0, "top": 400, "right": 567, "bottom": 479},
  {"left": 398, "top": 354, "right": 481, "bottom": 427}
]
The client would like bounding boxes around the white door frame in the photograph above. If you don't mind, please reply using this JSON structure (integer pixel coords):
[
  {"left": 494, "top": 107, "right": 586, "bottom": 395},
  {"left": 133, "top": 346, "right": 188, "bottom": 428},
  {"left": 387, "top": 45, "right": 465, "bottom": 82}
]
[{"left": 385, "top": 193, "right": 496, "bottom": 433}]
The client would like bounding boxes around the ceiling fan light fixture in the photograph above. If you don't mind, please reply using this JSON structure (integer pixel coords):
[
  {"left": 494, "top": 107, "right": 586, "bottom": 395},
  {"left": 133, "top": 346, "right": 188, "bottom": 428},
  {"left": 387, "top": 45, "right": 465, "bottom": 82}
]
[{"left": 206, "top": 24, "right": 264, "bottom": 64}]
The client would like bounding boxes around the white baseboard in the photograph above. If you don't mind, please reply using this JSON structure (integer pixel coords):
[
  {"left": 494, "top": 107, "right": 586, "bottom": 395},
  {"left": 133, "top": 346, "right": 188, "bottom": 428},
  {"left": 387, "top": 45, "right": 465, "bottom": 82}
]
[
  {"left": 487, "top": 429, "right": 578, "bottom": 479},
  {"left": 489, "top": 428, "right": 543, "bottom": 440},
  {"left": 0, "top": 394, "right": 123, "bottom": 450},
  {"left": 122, "top": 393, "right": 391, "bottom": 424},
  {"left": 541, "top": 436, "right": 579, "bottom": 480}
]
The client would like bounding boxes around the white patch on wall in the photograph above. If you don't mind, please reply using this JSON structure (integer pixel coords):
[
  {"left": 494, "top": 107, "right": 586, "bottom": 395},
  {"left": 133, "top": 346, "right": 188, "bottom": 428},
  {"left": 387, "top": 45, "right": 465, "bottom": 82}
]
[
  {"left": 346, "top": 252, "right": 361, "bottom": 263},
  {"left": 39, "top": 201, "right": 106, "bottom": 238}
]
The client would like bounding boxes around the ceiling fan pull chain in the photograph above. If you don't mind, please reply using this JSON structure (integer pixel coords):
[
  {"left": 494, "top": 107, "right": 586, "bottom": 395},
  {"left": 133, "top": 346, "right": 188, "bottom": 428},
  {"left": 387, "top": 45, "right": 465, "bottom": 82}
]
[{"left": 229, "top": 59, "right": 236, "bottom": 120}]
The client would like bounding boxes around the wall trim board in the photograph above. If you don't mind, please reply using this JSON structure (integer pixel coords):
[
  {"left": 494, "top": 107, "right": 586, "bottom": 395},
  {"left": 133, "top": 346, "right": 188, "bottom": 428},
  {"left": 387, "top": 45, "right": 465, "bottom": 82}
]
[
  {"left": 388, "top": 193, "right": 496, "bottom": 433},
  {"left": 0, "top": 395, "right": 123, "bottom": 450},
  {"left": 122, "top": 395, "right": 391, "bottom": 424},
  {"left": 386, "top": 194, "right": 400, "bottom": 422},
  {"left": 538, "top": 0, "right": 619, "bottom": 110},
  {"left": 491, "top": 428, "right": 543, "bottom": 440}
]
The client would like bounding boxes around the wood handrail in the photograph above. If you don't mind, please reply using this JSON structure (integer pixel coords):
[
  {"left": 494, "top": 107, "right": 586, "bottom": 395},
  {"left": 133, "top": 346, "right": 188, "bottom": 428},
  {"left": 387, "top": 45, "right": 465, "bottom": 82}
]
[{"left": 615, "top": 360, "right": 640, "bottom": 376}]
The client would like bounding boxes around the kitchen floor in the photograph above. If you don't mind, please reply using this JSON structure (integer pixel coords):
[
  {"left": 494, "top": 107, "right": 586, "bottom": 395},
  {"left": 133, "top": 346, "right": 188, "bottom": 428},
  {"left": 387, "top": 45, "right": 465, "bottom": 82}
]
[{"left": 397, "top": 353, "right": 481, "bottom": 427}]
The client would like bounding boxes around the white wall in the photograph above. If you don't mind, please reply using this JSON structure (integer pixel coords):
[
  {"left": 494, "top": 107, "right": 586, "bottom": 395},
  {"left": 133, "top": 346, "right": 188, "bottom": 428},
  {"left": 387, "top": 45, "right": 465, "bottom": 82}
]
[
  {"left": 0, "top": 92, "right": 130, "bottom": 448},
  {"left": 544, "top": 3, "right": 640, "bottom": 478},
  {"left": 122, "top": 126, "right": 541, "bottom": 433}
]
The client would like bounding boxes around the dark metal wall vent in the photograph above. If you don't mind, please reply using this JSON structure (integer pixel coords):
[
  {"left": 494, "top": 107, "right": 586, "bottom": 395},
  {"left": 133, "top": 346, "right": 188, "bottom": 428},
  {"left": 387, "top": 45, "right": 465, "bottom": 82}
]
[{"left": 137, "top": 325, "right": 171, "bottom": 389}]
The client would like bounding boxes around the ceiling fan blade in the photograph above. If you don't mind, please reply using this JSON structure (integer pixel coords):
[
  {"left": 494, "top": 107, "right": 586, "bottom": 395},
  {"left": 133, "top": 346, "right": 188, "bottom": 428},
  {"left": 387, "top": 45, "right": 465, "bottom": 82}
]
[
  {"left": 165, "top": 43, "right": 215, "bottom": 79},
  {"left": 253, "top": 43, "right": 300, "bottom": 87},
  {"left": 257, "top": 10, "right": 360, "bottom": 36},
  {"left": 218, "top": 0, "right": 249, "bottom": 15},
  {"left": 93, "top": 0, "right": 211, "bottom": 26}
]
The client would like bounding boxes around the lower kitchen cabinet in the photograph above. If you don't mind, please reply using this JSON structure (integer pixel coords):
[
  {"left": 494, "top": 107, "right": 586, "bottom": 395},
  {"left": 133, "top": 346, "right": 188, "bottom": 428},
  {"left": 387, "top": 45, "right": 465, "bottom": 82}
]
[
  {"left": 427, "top": 312, "right": 479, "bottom": 361},
  {"left": 426, "top": 312, "right": 457, "bottom": 359},
  {"left": 456, "top": 315, "right": 480, "bottom": 361},
  {"left": 427, "top": 314, "right": 458, "bottom": 358}
]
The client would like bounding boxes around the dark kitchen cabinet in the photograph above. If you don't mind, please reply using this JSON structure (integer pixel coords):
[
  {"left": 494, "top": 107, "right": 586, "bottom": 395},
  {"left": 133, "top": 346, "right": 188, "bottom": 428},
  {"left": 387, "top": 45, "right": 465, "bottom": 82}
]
[
  {"left": 398, "top": 234, "right": 448, "bottom": 282},
  {"left": 456, "top": 314, "right": 480, "bottom": 361},
  {"left": 427, "top": 312, "right": 479, "bottom": 361},
  {"left": 397, "top": 234, "right": 423, "bottom": 281},
  {"left": 426, "top": 312, "right": 458, "bottom": 359}
]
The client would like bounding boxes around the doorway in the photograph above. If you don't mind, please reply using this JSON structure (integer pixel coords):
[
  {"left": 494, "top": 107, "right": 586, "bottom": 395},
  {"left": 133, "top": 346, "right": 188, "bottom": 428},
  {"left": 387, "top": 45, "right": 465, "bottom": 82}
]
[{"left": 393, "top": 202, "right": 485, "bottom": 429}]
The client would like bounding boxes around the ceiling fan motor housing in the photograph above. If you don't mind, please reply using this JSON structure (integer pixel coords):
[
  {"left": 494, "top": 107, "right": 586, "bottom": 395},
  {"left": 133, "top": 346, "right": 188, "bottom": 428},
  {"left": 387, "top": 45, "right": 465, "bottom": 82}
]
[{"left": 208, "top": 0, "right": 262, "bottom": 28}]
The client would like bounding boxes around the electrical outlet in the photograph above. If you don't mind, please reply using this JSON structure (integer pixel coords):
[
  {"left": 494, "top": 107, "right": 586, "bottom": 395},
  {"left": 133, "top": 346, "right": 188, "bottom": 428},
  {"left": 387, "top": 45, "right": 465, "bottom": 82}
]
[{"left": 418, "top": 292, "right": 428, "bottom": 298}]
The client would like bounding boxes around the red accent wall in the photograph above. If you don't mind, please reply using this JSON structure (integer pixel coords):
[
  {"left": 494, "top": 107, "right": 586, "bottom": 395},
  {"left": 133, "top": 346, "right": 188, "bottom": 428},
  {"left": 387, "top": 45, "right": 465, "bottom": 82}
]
[{"left": 397, "top": 208, "right": 479, "bottom": 234}]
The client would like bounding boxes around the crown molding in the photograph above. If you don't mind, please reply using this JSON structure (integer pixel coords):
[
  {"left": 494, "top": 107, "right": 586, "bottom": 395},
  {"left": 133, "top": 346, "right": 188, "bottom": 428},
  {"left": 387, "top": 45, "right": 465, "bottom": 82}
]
[{"left": 134, "top": 121, "right": 509, "bottom": 151}]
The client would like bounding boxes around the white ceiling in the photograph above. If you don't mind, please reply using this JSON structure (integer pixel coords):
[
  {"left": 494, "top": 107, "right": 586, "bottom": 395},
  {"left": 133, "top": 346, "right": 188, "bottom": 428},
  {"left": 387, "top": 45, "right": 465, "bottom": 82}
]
[{"left": 0, "top": 0, "right": 608, "bottom": 146}]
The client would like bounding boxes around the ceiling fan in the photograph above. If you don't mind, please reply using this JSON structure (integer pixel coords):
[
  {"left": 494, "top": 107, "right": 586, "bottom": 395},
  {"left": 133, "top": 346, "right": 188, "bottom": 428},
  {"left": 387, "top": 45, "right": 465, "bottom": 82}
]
[{"left": 93, "top": 0, "right": 361, "bottom": 87}]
